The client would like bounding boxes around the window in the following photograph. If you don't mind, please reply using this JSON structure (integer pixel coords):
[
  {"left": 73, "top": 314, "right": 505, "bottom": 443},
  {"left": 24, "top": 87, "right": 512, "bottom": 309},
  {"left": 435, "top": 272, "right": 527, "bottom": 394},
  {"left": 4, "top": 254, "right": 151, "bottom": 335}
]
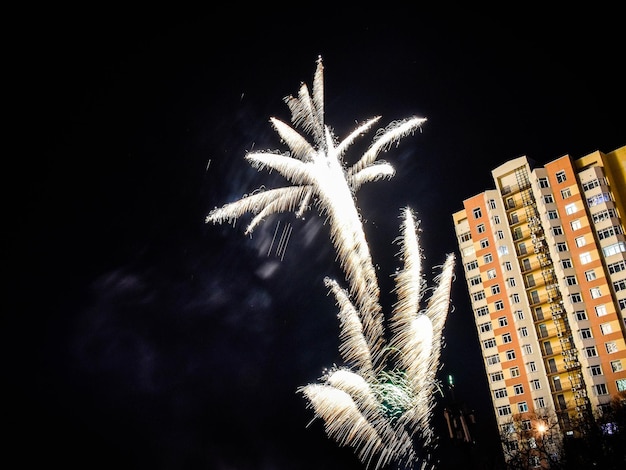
[
  {"left": 498, "top": 245, "right": 509, "bottom": 255},
  {"left": 587, "top": 193, "right": 612, "bottom": 207},
  {"left": 576, "top": 236, "right": 587, "bottom": 247},
  {"left": 490, "top": 371, "right": 504, "bottom": 382},
  {"left": 561, "top": 259, "right": 573, "bottom": 269},
  {"left": 580, "top": 252, "right": 592, "bottom": 264},
  {"left": 506, "top": 350, "right": 516, "bottom": 360},
  {"left": 595, "top": 305, "right": 607, "bottom": 317},
  {"left": 566, "top": 275, "right": 577, "bottom": 286},
  {"left": 484, "top": 253, "right": 493, "bottom": 263},
  {"left": 575, "top": 310, "right": 588, "bottom": 321},
  {"left": 514, "top": 384, "right": 524, "bottom": 395},
  {"left": 608, "top": 260, "right": 626, "bottom": 274},
  {"left": 512, "top": 293, "right": 520, "bottom": 304},
  {"left": 552, "top": 226, "right": 563, "bottom": 236},
  {"left": 543, "top": 194, "right": 554, "bottom": 204},
  {"left": 585, "top": 346, "right": 598, "bottom": 357},
  {"left": 569, "top": 293, "right": 582, "bottom": 303},
  {"left": 510, "top": 366, "right": 520, "bottom": 377},
  {"left": 582, "top": 178, "right": 601, "bottom": 191},
  {"left": 590, "top": 287, "right": 602, "bottom": 299},
  {"left": 585, "top": 270, "right": 596, "bottom": 281},
  {"left": 487, "top": 354, "right": 500, "bottom": 365},
  {"left": 477, "top": 223, "right": 486, "bottom": 233},
  {"left": 498, "top": 317, "right": 508, "bottom": 327},
  {"left": 539, "top": 177, "right": 549, "bottom": 188},
  {"left": 606, "top": 342, "right": 618, "bottom": 354},
  {"left": 611, "top": 360, "right": 623, "bottom": 372},
  {"left": 523, "top": 344, "right": 533, "bottom": 355},
  {"left": 556, "top": 170, "right": 567, "bottom": 183},
  {"left": 527, "top": 362, "right": 537, "bottom": 373},
  {"left": 502, "top": 333, "right": 512, "bottom": 344},
  {"left": 488, "top": 199, "right": 497, "bottom": 209},
  {"left": 504, "top": 261, "right": 512, "bottom": 271},
  {"left": 557, "top": 242, "right": 568, "bottom": 252},
  {"left": 600, "top": 323, "right": 612, "bottom": 335},
  {"left": 508, "top": 278, "right": 517, "bottom": 287},
  {"left": 614, "top": 279, "right": 626, "bottom": 292},
  {"left": 494, "top": 388, "right": 507, "bottom": 399},
  {"left": 571, "top": 219, "right": 582, "bottom": 230},
  {"left": 561, "top": 188, "right": 571, "bottom": 199},
  {"left": 497, "top": 405, "right": 512, "bottom": 417},
  {"left": 548, "top": 210, "right": 558, "bottom": 219},
  {"left": 530, "top": 290, "right": 540, "bottom": 304},
  {"left": 519, "top": 327, "right": 528, "bottom": 337},
  {"left": 473, "top": 207, "right": 482, "bottom": 218},
  {"left": 487, "top": 268, "right": 497, "bottom": 279},
  {"left": 476, "top": 306, "right": 490, "bottom": 317},
  {"left": 593, "top": 208, "right": 617, "bottom": 223},
  {"left": 496, "top": 230, "right": 504, "bottom": 240},
  {"left": 531, "top": 379, "right": 541, "bottom": 390},
  {"left": 518, "top": 402, "right": 529, "bottom": 413},
  {"left": 515, "top": 310, "right": 524, "bottom": 321},
  {"left": 495, "top": 300, "right": 504, "bottom": 311},
  {"left": 598, "top": 225, "right": 624, "bottom": 240},
  {"left": 469, "top": 275, "right": 481, "bottom": 286},
  {"left": 506, "top": 198, "right": 515, "bottom": 209},
  {"left": 580, "top": 328, "right": 592, "bottom": 339},
  {"left": 480, "top": 238, "right": 489, "bottom": 248},
  {"left": 522, "top": 258, "right": 532, "bottom": 271},
  {"left": 518, "top": 242, "right": 527, "bottom": 255},
  {"left": 620, "top": 299, "right": 626, "bottom": 310},
  {"left": 491, "top": 284, "right": 501, "bottom": 295},
  {"left": 465, "top": 260, "right": 479, "bottom": 271},
  {"left": 603, "top": 242, "right": 626, "bottom": 257},
  {"left": 594, "top": 383, "right": 608, "bottom": 396},
  {"left": 565, "top": 203, "right": 577, "bottom": 215},
  {"left": 535, "top": 396, "right": 546, "bottom": 408},
  {"left": 483, "top": 338, "right": 497, "bottom": 349},
  {"left": 479, "top": 322, "right": 492, "bottom": 333},
  {"left": 493, "top": 215, "right": 501, "bottom": 224},
  {"left": 459, "top": 231, "right": 471, "bottom": 242},
  {"left": 472, "top": 291, "right": 486, "bottom": 301},
  {"left": 590, "top": 365, "right": 603, "bottom": 376}
]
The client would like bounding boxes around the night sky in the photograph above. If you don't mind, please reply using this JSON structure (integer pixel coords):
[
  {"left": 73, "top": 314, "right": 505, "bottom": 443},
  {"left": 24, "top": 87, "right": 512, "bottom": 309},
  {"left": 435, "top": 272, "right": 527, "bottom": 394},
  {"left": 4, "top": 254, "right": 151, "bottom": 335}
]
[{"left": 10, "top": 7, "right": 625, "bottom": 470}]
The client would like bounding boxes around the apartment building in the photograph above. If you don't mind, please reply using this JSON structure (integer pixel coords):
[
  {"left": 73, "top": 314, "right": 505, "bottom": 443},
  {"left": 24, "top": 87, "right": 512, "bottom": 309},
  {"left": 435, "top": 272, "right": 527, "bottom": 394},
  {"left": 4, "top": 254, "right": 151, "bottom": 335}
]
[{"left": 452, "top": 146, "right": 626, "bottom": 464}]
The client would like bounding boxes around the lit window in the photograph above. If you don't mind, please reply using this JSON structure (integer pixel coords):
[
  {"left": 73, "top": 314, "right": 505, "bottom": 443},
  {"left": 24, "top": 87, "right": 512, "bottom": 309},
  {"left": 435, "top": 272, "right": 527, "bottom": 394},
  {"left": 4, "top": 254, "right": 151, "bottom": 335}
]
[
  {"left": 571, "top": 219, "right": 581, "bottom": 230},
  {"left": 580, "top": 252, "right": 592, "bottom": 264},
  {"left": 565, "top": 203, "right": 577, "bottom": 215},
  {"left": 595, "top": 305, "right": 607, "bottom": 317},
  {"left": 487, "top": 269, "right": 497, "bottom": 279},
  {"left": 600, "top": 323, "right": 612, "bottom": 335},
  {"left": 590, "top": 287, "right": 602, "bottom": 299},
  {"left": 606, "top": 342, "right": 618, "bottom": 354},
  {"left": 611, "top": 360, "right": 623, "bottom": 372}
]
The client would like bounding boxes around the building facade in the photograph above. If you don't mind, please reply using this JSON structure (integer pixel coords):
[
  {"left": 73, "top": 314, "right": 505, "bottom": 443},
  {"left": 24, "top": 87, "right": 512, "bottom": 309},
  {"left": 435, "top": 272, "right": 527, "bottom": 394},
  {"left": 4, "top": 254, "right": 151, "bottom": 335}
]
[{"left": 452, "top": 146, "right": 626, "bottom": 465}]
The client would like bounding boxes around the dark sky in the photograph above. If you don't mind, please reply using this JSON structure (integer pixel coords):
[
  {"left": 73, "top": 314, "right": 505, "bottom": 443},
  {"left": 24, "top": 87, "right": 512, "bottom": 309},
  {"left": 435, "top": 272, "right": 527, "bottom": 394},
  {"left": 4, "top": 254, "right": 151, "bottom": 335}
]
[{"left": 10, "top": 7, "right": 625, "bottom": 470}]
